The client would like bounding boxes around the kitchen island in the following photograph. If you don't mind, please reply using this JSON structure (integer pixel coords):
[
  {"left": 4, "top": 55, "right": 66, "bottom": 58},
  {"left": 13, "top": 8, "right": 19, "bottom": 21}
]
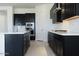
[
  {"left": 0, "top": 31, "right": 30, "bottom": 56},
  {"left": 48, "top": 30, "right": 79, "bottom": 56}
]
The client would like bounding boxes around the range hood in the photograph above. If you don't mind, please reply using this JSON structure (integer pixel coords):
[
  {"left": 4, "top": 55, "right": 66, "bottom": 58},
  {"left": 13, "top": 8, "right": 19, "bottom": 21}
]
[{"left": 55, "top": 3, "right": 61, "bottom": 11}]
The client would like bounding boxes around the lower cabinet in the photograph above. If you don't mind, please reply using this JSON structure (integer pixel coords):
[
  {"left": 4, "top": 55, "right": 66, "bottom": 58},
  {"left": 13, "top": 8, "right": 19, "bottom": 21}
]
[
  {"left": 30, "top": 36, "right": 35, "bottom": 40},
  {"left": 5, "top": 33, "right": 30, "bottom": 56},
  {"left": 24, "top": 33, "right": 30, "bottom": 54},
  {"left": 48, "top": 32, "right": 63, "bottom": 56},
  {"left": 48, "top": 32, "right": 79, "bottom": 56},
  {"left": 54, "top": 38, "right": 63, "bottom": 56}
]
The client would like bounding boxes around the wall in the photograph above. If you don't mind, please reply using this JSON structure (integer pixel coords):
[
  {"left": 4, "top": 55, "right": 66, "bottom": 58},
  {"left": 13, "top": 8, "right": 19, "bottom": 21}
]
[
  {"left": 0, "top": 6, "right": 13, "bottom": 32},
  {"left": 14, "top": 8, "right": 35, "bottom": 14},
  {"left": 63, "top": 19, "right": 79, "bottom": 32},
  {"left": 0, "top": 34, "right": 5, "bottom": 56},
  {"left": 53, "top": 18, "right": 79, "bottom": 33},
  {"left": 68, "top": 19, "right": 79, "bottom": 32},
  {"left": 0, "top": 11, "right": 7, "bottom": 32},
  {"left": 35, "top": 4, "right": 54, "bottom": 42}
]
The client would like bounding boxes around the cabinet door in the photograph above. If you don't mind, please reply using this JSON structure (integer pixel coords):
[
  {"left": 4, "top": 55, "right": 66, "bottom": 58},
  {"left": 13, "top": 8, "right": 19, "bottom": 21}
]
[
  {"left": 14, "top": 34, "right": 24, "bottom": 56},
  {"left": 48, "top": 32, "right": 54, "bottom": 48},
  {"left": 48, "top": 32, "right": 53, "bottom": 47},
  {"left": 5, "top": 34, "right": 16, "bottom": 56},
  {"left": 54, "top": 38, "right": 63, "bottom": 56},
  {"left": 64, "top": 36, "right": 79, "bottom": 56},
  {"left": 75, "top": 3, "right": 79, "bottom": 15},
  {"left": 61, "top": 3, "right": 66, "bottom": 20},
  {"left": 24, "top": 33, "right": 30, "bottom": 49},
  {"left": 64, "top": 3, "right": 75, "bottom": 19},
  {"left": 61, "top": 3, "right": 76, "bottom": 20},
  {"left": 57, "top": 9, "right": 62, "bottom": 22},
  {"left": 50, "top": 3, "right": 58, "bottom": 19},
  {"left": 53, "top": 33, "right": 64, "bottom": 56},
  {"left": 25, "top": 13, "right": 35, "bottom": 22},
  {"left": 64, "top": 4, "right": 70, "bottom": 19},
  {"left": 14, "top": 14, "right": 25, "bottom": 25},
  {"left": 69, "top": 3, "right": 76, "bottom": 17},
  {"left": 5, "top": 34, "right": 24, "bottom": 56}
]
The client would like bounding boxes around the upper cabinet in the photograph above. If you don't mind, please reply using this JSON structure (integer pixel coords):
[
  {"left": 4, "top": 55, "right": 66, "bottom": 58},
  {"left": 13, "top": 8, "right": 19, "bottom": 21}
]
[
  {"left": 14, "top": 13, "right": 35, "bottom": 25},
  {"left": 75, "top": 4, "right": 79, "bottom": 15},
  {"left": 50, "top": 3, "right": 62, "bottom": 23},
  {"left": 61, "top": 3, "right": 76, "bottom": 20},
  {"left": 50, "top": 3, "right": 79, "bottom": 23}
]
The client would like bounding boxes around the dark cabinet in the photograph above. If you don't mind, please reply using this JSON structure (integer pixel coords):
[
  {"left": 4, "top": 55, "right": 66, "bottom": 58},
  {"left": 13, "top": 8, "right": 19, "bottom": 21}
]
[
  {"left": 48, "top": 32, "right": 54, "bottom": 48},
  {"left": 14, "top": 13, "right": 35, "bottom": 25},
  {"left": 25, "top": 13, "right": 35, "bottom": 22},
  {"left": 50, "top": 3, "right": 62, "bottom": 23},
  {"left": 5, "top": 33, "right": 30, "bottom": 56},
  {"left": 48, "top": 32, "right": 79, "bottom": 56},
  {"left": 24, "top": 33, "right": 30, "bottom": 54},
  {"left": 5, "top": 34, "right": 16, "bottom": 56},
  {"left": 64, "top": 36, "right": 79, "bottom": 56},
  {"left": 5, "top": 34, "right": 24, "bottom": 56},
  {"left": 30, "top": 36, "right": 35, "bottom": 40},
  {"left": 48, "top": 32, "right": 63, "bottom": 56},
  {"left": 14, "top": 14, "right": 25, "bottom": 25},
  {"left": 50, "top": 3, "right": 58, "bottom": 19},
  {"left": 75, "top": 3, "right": 79, "bottom": 15},
  {"left": 61, "top": 3, "right": 76, "bottom": 20},
  {"left": 50, "top": 3, "right": 79, "bottom": 23}
]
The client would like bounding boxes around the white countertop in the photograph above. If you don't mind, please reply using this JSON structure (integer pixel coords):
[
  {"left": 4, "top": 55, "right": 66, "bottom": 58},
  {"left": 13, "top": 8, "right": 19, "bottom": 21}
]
[
  {"left": 0, "top": 31, "right": 29, "bottom": 34},
  {"left": 49, "top": 30, "right": 79, "bottom": 36}
]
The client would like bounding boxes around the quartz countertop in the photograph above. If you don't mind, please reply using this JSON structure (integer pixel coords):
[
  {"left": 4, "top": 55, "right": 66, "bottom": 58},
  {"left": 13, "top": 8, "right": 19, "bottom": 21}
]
[
  {"left": 49, "top": 30, "right": 79, "bottom": 36},
  {"left": 0, "top": 31, "right": 29, "bottom": 34}
]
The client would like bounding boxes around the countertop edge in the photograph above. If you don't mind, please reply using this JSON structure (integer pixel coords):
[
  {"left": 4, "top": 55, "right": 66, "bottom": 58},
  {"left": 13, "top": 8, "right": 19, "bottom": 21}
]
[{"left": 49, "top": 31, "right": 79, "bottom": 36}]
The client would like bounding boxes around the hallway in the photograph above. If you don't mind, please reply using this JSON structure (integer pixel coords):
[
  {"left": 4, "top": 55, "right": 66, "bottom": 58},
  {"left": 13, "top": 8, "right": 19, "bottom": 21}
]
[{"left": 25, "top": 40, "right": 56, "bottom": 56}]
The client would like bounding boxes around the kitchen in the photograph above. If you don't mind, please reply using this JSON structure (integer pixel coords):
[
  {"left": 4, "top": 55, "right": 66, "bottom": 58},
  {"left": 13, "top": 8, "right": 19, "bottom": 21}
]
[{"left": 0, "top": 3, "right": 79, "bottom": 56}]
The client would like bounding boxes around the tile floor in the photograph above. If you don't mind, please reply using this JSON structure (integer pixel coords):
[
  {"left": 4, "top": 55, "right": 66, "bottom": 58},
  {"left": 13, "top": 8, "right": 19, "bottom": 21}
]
[{"left": 25, "top": 40, "right": 56, "bottom": 56}]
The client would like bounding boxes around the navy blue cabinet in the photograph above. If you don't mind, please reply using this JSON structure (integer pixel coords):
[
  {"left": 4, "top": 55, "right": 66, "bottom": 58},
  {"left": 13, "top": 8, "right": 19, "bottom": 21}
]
[
  {"left": 14, "top": 13, "right": 35, "bottom": 25},
  {"left": 48, "top": 32, "right": 63, "bottom": 56},
  {"left": 24, "top": 33, "right": 30, "bottom": 54},
  {"left": 5, "top": 34, "right": 16, "bottom": 56},
  {"left": 5, "top": 33, "right": 30, "bottom": 56},
  {"left": 50, "top": 3, "right": 62, "bottom": 23},
  {"left": 14, "top": 14, "right": 25, "bottom": 25},
  {"left": 48, "top": 32, "right": 79, "bottom": 56},
  {"left": 64, "top": 36, "right": 79, "bottom": 56},
  {"left": 61, "top": 3, "right": 76, "bottom": 20},
  {"left": 50, "top": 3, "right": 79, "bottom": 23}
]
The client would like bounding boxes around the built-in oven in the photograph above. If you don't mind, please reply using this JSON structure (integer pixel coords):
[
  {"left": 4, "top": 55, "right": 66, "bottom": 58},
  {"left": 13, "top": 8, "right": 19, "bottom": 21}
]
[{"left": 25, "top": 22, "right": 34, "bottom": 35}]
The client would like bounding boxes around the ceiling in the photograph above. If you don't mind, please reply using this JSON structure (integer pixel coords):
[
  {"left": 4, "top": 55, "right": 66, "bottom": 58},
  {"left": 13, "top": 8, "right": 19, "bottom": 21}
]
[{"left": 0, "top": 3, "right": 43, "bottom": 8}]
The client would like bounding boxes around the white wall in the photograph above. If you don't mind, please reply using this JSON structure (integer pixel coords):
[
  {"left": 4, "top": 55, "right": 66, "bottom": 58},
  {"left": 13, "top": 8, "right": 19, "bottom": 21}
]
[
  {"left": 0, "top": 34, "right": 5, "bottom": 56},
  {"left": 68, "top": 19, "right": 79, "bottom": 32},
  {"left": 35, "top": 4, "right": 54, "bottom": 42},
  {"left": 0, "top": 11, "right": 7, "bottom": 32},
  {"left": 63, "top": 19, "right": 79, "bottom": 32},
  {"left": 53, "top": 18, "right": 79, "bottom": 33},
  {"left": 14, "top": 8, "right": 35, "bottom": 14},
  {"left": 0, "top": 6, "right": 13, "bottom": 32}
]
